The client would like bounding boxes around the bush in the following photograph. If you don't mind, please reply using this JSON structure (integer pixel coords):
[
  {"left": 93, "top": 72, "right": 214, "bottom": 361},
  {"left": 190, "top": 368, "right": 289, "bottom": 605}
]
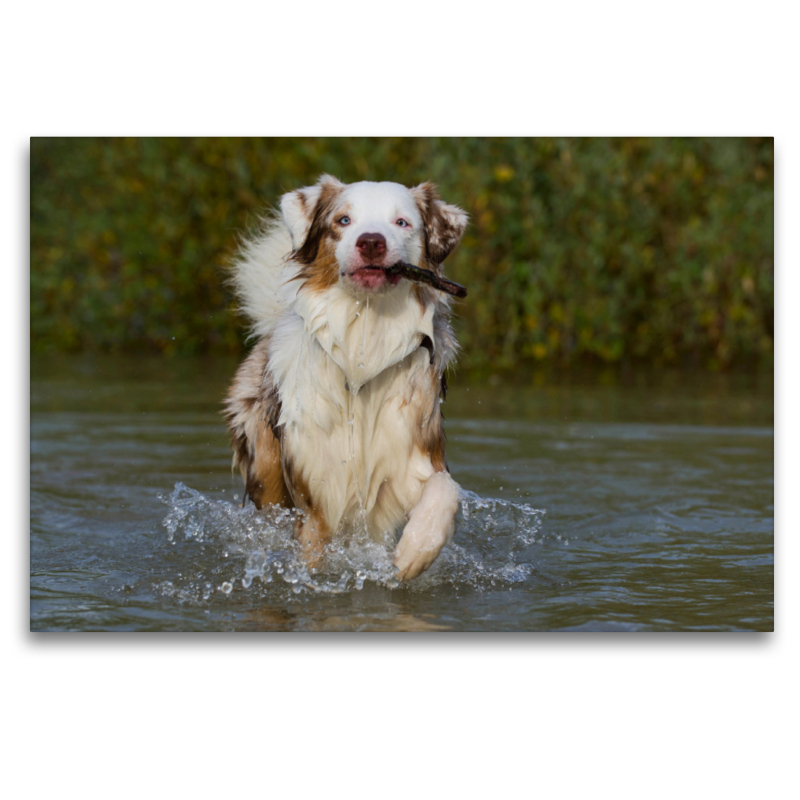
[{"left": 30, "top": 137, "right": 773, "bottom": 370}]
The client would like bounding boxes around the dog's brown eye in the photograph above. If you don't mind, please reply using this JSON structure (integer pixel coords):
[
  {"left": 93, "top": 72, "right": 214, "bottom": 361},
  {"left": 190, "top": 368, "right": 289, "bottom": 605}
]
[
  {"left": 338, "top": 216, "right": 351, "bottom": 226},
  {"left": 396, "top": 218, "right": 410, "bottom": 228}
]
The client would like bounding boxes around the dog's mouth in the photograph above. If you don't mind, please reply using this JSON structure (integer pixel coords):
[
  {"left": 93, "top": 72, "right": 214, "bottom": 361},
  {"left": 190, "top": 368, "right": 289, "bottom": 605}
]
[
  {"left": 343, "top": 263, "right": 468, "bottom": 298},
  {"left": 345, "top": 265, "right": 402, "bottom": 291}
]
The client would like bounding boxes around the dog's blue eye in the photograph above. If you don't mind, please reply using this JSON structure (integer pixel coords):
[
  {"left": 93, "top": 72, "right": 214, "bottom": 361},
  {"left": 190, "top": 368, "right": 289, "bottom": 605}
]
[
  {"left": 396, "top": 218, "right": 410, "bottom": 228},
  {"left": 338, "top": 216, "right": 351, "bottom": 226}
]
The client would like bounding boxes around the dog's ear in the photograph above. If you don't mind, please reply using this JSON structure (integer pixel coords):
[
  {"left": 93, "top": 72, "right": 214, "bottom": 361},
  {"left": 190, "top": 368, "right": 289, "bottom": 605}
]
[
  {"left": 280, "top": 174, "right": 345, "bottom": 250},
  {"left": 411, "top": 182, "right": 469, "bottom": 266}
]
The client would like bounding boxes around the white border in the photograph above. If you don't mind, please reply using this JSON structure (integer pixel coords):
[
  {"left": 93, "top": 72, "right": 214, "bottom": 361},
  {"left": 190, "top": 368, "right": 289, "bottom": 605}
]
[{"left": 8, "top": 3, "right": 794, "bottom": 798}]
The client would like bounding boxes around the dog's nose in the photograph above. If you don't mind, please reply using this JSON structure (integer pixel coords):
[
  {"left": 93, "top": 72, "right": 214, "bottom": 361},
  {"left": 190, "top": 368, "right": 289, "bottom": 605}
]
[{"left": 356, "top": 233, "right": 387, "bottom": 261}]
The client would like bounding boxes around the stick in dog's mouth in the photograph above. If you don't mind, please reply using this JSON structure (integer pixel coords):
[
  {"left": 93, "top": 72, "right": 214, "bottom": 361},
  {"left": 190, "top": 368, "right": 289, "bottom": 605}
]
[{"left": 382, "top": 262, "right": 468, "bottom": 298}]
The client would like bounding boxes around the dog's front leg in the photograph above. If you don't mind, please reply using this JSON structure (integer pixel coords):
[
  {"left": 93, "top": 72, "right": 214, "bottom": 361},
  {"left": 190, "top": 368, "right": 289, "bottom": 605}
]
[
  {"left": 294, "top": 509, "right": 331, "bottom": 571},
  {"left": 394, "top": 471, "right": 460, "bottom": 581}
]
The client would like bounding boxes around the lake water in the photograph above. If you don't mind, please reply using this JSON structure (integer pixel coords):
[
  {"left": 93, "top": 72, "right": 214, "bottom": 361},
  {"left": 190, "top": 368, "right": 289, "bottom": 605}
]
[{"left": 29, "top": 356, "right": 773, "bottom": 631}]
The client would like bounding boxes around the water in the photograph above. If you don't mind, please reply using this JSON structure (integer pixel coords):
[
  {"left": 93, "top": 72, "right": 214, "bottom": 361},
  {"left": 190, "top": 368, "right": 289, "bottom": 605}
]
[{"left": 30, "top": 356, "right": 773, "bottom": 631}]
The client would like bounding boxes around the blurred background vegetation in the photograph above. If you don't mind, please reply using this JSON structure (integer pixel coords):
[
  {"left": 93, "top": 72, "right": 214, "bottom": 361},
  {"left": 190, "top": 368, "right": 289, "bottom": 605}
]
[{"left": 30, "top": 137, "right": 773, "bottom": 373}]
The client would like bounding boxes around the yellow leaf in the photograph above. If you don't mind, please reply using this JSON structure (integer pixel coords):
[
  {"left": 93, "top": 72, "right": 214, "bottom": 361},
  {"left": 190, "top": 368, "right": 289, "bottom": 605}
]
[{"left": 494, "top": 165, "right": 515, "bottom": 183}]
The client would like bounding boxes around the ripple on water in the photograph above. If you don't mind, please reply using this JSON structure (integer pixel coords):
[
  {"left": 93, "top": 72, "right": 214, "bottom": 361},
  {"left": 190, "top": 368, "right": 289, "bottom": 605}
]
[{"left": 157, "top": 483, "right": 548, "bottom": 602}]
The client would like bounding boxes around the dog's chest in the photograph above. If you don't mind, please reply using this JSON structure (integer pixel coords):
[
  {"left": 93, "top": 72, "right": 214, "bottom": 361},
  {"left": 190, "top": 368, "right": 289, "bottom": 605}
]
[{"left": 271, "top": 291, "right": 440, "bottom": 536}]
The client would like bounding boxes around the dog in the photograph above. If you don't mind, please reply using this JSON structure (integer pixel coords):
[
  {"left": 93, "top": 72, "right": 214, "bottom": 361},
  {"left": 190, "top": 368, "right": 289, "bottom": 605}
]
[{"left": 224, "top": 175, "right": 468, "bottom": 580}]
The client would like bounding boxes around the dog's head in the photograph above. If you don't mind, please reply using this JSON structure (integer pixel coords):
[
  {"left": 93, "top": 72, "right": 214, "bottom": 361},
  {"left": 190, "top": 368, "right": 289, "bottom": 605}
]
[{"left": 281, "top": 175, "right": 468, "bottom": 295}]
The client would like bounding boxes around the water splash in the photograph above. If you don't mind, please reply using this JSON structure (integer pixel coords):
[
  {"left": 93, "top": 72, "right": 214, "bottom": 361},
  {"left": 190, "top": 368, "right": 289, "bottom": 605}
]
[{"left": 156, "top": 482, "right": 548, "bottom": 603}]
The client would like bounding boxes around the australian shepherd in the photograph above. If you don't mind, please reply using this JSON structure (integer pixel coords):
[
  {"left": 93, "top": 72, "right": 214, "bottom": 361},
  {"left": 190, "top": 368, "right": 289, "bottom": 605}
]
[{"left": 224, "top": 175, "right": 468, "bottom": 580}]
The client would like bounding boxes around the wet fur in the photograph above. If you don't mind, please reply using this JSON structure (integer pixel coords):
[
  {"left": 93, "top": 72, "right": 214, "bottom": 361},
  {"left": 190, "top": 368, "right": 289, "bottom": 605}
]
[{"left": 224, "top": 177, "right": 467, "bottom": 579}]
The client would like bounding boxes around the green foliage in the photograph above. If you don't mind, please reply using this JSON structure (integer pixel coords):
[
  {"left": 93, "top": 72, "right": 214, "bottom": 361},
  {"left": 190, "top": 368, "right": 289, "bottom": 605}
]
[{"left": 30, "top": 137, "right": 773, "bottom": 370}]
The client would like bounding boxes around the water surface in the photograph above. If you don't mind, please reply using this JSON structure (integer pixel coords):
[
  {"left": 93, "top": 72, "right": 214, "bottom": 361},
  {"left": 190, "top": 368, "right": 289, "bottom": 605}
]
[{"left": 30, "top": 357, "right": 773, "bottom": 631}]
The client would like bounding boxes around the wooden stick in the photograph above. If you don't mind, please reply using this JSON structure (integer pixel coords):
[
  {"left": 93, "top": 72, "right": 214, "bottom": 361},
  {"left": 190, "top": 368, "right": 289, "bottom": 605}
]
[{"left": 383, "top": 262, "right": 468, "bottom": 298}]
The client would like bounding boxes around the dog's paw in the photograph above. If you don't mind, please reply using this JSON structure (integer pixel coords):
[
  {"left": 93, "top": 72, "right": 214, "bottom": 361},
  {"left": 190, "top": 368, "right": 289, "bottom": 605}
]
[
  {"left": 393, "top": 524, "right": 447, "bottom": 581},
  {"left": 393, "top": 472, "right": 459, "bottom": 581}
]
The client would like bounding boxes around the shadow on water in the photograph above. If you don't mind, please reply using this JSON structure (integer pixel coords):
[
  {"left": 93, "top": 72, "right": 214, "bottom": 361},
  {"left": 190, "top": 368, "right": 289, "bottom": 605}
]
[{"left": 30, "top": 356, "right": 773, "bottom": 632}]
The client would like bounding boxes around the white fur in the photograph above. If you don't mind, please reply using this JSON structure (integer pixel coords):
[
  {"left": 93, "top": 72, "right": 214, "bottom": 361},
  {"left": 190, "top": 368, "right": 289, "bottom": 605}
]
[
  {"left": 229, "top": 178, "right": 467, "bottom": 579},
  {"left": 332, "top": 181, "right": 425, "bottom": 275},
  {"left": 228, "top": 220, "right": 298, "bottom": 341},
  {"left": 393, "top": 471, "right": 460, "bottom": 580}
]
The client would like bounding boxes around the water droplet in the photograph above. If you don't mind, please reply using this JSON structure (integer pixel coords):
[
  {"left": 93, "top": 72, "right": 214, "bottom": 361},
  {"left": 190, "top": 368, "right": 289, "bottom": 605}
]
[{"left": 220, "top": 581, "right": 233, "bottom": 594}]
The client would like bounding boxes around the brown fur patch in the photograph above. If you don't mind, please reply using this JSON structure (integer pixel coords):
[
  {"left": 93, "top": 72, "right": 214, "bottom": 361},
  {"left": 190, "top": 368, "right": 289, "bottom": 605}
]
[
  {"left": 411, "top": 182, "right": 466, "bottom": 266},
  {"left": 293, "top": 508, "right": 331, "bottom": 567},
  {"left": 412, "top": 363, "right": 449, "bottom": 473},
  {"left": 282, "top": 457, "right": 331, "bottom": 564},
  {"left": 426, "top": 420, "right": 448, "bottom": 472},
  {"left": 292, "top": 184, "right": 348, "bottom": 294},
  {"left": 247, "top": 423, "right": 292, "bottom": 508},
  {"left": 294, "top": 238, "right": 340, "bottom": 293},
  {"left": 224, "top": 337, "right": 292, "bottom": 510},
  {"left": 293, "top": 182, "right": 345, "bottom": 265}
]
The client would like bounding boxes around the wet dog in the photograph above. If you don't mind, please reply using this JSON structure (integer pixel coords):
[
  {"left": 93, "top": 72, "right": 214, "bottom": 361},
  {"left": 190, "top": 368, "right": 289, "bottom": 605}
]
[{"left": 224, "top": 175, "right": 468, "bottom": 580}]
